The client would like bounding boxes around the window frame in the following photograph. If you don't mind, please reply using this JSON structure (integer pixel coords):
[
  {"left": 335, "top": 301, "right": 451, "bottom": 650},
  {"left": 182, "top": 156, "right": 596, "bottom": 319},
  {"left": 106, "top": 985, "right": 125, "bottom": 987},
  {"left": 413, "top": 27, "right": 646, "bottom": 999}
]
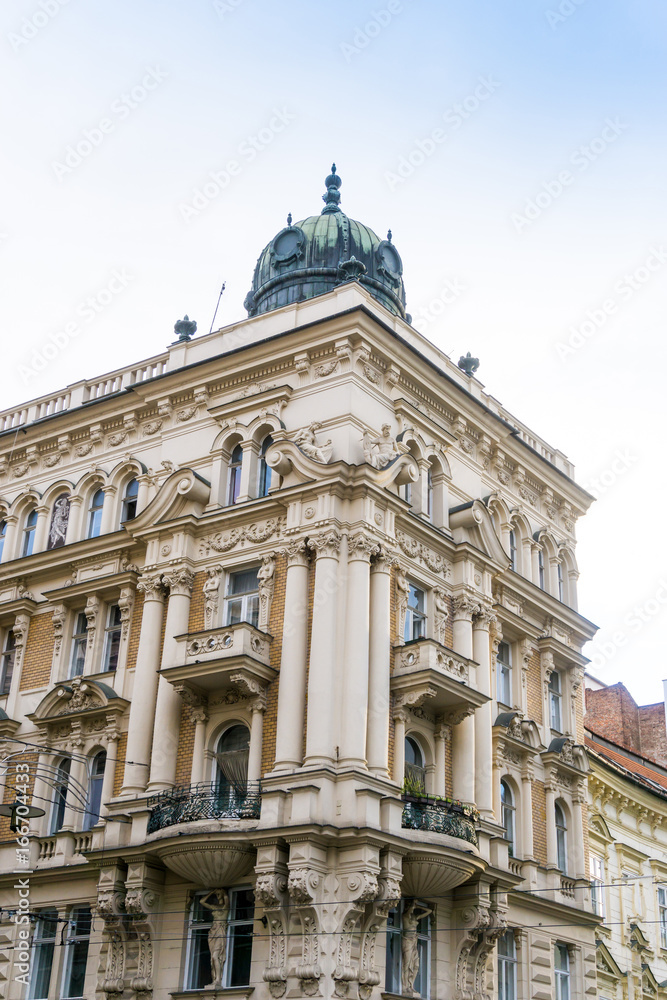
[
  {"left": 258, "top": 436, "right": 273, "bottom": 498},
  {"left": 538, "top": 547, "right": 545, "bottom": 590},
  {"left": 658, "top": 885, "right": 667, "bottom": 950},
  {"left": 554, "top": 943, "right": 570, "bottom": 1000},
  {"left": 120, "top": 477, "right": 139, "bottom": 523},
  {"left": 500, "top": 779, "right": 516, "bottom": 857},
  {"left": 83, "top": 750, "right": 107, "bottom": 830},
  {"left": 0, "top": 518, "right": 7, "bottom": 562},
  {"left": 69, "top": 612, "right": 88, "bottom": 679},
  {"left": 509, "top": 529, "right": 517, "bottom": 572},
  {"left": 27, "top": 908, "right": 58, "bottom": 1000},
  {"left": 496, "top": 641, "right": 512, "bottom": 707},
  {"left": 555, "top": 802, "right": 568, "bottom": 874},
  {"left": 498, "top": 929, "right": 517, "bottom": 1000},
  {"left": 86, "top": 489, "right": 105, "bottom": 539},
  {"left": 22, "top": 508, "right": 38, "bottom": 557},
  {"left": 385, "top": 899, "right": 431, "bottom": 999},
  {"left": 60, "top": 905, "right": 92, "bottom": 999},
  {"left": 404, "top": 734, "right": 427, "bottom": 796},
  {"left": 101, "top": 603, "right": 122, "bottom": 672},
  {"left": 223, "top": 568, "right": 260, "bottom": 629},
  {"left": 549, "top": 670, "right": 563, "bottom": 732},
  {"left": 227, "top": 444, "right": 243, "bottom": 506},
  {"left": 405, "top": 583, "right": 427, "bottom": 642},
  {"left": 184, "top": 886, "right": 255, "bottom": 991},
  {"left": 590, "top": 854, "right": 605, "bottom": 917},
  {"left": 0, "top": 628, "right": 17, "bottom": 696},
  {"left": 49, "top": 757, "right": 71, "bottom": 835}
]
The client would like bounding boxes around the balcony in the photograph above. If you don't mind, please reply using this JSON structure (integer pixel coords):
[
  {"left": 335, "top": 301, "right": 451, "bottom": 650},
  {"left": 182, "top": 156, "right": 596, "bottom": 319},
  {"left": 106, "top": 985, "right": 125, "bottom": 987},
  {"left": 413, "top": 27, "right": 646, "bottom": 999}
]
[
  {"left": 147, "top": 781, "right": 261, "bottom": 834},
  {"left": 391, "top": 638, "right": 487, "bottom": 721},
  {"left": 161, "top": 622, "right": 275, "bottom": 696},
  {"left": 401, "top": 794, "right": 479, "bottom": 846}
]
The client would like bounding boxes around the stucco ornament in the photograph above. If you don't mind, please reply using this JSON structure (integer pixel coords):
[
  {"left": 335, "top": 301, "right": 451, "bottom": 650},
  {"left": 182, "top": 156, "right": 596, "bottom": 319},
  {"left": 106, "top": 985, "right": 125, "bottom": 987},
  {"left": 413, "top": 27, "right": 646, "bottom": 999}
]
[
  {"left": 293, "top": 421, "right": 333, "bottom": 463},
  {"left": 200, "top": 889, "right": 230, "bottom": 989},
  {"left": 362, "top": 423, "right": 400, "bottom": 469},
  {"left": 433, "top": 587, "right": 449, "bottom": 645},
  {"left": 401, "top": 901, "right": 434, "bottom": 997},
  {"left": 395, "top": 566, "right": 410, "bottom": 643},
  {"left": 203, "top": 566, "right": 222, "bottom": 628},
  {"left": 258, "top": 553, "right": 276, "bottom": 630}
]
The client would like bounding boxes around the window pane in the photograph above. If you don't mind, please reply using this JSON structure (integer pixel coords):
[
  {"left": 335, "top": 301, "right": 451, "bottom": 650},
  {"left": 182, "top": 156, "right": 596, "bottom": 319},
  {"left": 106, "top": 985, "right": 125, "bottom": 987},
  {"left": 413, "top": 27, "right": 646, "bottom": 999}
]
[
  {"left": 188, "top": 926, "right": 212, "bottom": 990},
  {"left": 229, "top": 570, "right": 259, "bottom": 595}
]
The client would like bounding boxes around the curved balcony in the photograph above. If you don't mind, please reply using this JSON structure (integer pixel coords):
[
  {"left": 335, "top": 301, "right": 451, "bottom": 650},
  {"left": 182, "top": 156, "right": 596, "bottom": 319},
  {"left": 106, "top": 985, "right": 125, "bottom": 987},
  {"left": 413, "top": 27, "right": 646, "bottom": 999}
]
[
  {"left": 147, "top": 781, "right": 261, "bottom": 834},
  {"left": 401, "top": 794, "right": 479, "bottom": 846}
]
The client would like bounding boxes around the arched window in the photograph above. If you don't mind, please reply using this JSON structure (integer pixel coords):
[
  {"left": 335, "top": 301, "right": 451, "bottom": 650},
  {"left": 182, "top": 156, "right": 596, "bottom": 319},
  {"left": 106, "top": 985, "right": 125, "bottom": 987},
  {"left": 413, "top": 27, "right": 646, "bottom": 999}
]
[
  {"left": 404, "top": 735, "right": 426, "bottom": 796},
  {"left": 500, "top": 780, "right": 516, "bottom": 856},
  {"left": 215, "top": 724, "right": 250, "bottom": 810},
  {"left": 0, "top": 520, "right": 7, "bottom": 562},
  {"left": 509, "top": 529, "right": 517, "bottom": 571},
  {"left": 426, "top": 468, "right": 433, "bottom": 518},
  {"left": 49, "top": 757, "right": 71, "bottom": 834},
  {"left": 121, "top": 478, "right": 139, "bottom": 523},
  {"left": 537, "top": 548, "right": 545, "bottom": 589},
  {"left": 549, "top": 670, "right": 563, "bottom": 732},
  {"left": 1, "top": 630, "right": 16, "bottom": 696},
  {"left": 84, "top": 751, "right": 106, "bottom": 829},
  {"left": 87, "top": 489, "right": 105, "bottom": 538},
  {"left": 555, "top": 802, "right": 568, "bottom": 873},
  {"left": 227, "top": 444, "right": 243, "bottom": 505},
  {"left": 22, "top": 509, "right": 38, "bottom": 557},
  {"left": 496, "top": 642, "right": 512, "bottom": 706},
  {"left": 258, "top": 436, "right": 273, "bottom": 497},
  {"left": 557, "top": 561, "right": 564, "bottom": 602}
]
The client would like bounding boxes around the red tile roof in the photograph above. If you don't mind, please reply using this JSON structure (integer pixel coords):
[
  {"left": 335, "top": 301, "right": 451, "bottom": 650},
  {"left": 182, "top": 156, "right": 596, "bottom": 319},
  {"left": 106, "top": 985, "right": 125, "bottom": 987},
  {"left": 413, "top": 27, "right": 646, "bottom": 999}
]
[{"left": 585, "top": 736, "right": 667, "bottom": 793}]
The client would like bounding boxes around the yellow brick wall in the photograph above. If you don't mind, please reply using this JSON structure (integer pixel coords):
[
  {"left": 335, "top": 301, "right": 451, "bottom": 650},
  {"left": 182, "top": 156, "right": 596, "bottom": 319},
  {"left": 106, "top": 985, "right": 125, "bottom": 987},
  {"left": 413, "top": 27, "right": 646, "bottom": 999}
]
[
  {"left": 0, "top": 753, "right": 39, "bottom": 843},
  {"left": 125, "top": 591, "right": 144, "bottom": 671},
  {"left": 174, "top": 704, "right": 196, "bottom": 785},
  {"left": 112, "top": 731, "right": 128, "bottom": 797},
  {"left": 526, "top": 647, "right": 542, "bottom": 724},
  {"left": 18, "top": 613, "right": 53, "bottom": 691},
  {"left": 261, "top": 553, "right": 287, "bottom": 776},
  {"left": 188, "top": 572, "right": 206, "bottom": 633},
  {"left": 531, "top": 778, "right": 548, "bottom": 866},
  {"left": 388, "top": 566, "right": 397, "bottom": 778}
]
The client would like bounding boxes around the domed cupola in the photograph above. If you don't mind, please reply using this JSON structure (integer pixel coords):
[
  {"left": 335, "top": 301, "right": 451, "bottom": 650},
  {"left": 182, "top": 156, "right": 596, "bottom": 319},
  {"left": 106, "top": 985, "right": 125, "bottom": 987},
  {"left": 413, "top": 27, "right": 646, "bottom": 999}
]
[{"left": 244, "top": 165, "right": 408, "bottom": 320}]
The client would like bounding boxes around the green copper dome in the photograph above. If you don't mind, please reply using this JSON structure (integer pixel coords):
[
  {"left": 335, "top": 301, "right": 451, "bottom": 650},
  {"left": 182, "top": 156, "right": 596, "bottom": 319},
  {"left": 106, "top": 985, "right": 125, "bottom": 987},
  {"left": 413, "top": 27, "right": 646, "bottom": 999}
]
[{"left": 244, "top": 165, "right": 408, "bottom": 320}]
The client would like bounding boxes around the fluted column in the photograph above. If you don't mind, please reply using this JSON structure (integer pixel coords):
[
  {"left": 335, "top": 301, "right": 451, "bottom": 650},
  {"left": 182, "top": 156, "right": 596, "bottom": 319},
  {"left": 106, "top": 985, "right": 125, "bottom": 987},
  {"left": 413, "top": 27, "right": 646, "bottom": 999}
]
[
  {"left": 521, "top": 768, "right": 534, "bottom": 859},
  {"left": 304, "top": 529, "right": 341, "bottom": 767},
  {"left": 121, "top": 574, "right": 167, "bottom": 796},
  {"left": 147, "top": 566, "right": 195, "bottom": 791},
  {"left": 545, "top": 772, "right": 557, "bottom": 867},
  {"left": 393, "top": 709, "right": 407, "bottom": 785},
  {"left": 450, "top": 596, "right": 477, "bottom": 803},
  {"left": 473, "top": 608, "right": 495, "bottom": 819},
  {"left": 273, "top": 540, "right": 310, "bottom": 770},
  {"left": 367, "top": 551, "right": 393, "bottom": 776},
  {"left": 100, "top": 733, "right": 118, "bottom": 819},
  {"left": 339, "top": 531, "right": 378, "bottom": 768}
]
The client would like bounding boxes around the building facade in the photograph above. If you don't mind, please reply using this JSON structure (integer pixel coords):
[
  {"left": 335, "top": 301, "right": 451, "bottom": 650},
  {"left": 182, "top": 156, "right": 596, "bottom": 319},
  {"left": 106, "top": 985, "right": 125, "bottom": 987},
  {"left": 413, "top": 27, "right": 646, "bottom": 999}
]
[{"left": 0, "top": 168, "right": 599, "bottom": 1000}]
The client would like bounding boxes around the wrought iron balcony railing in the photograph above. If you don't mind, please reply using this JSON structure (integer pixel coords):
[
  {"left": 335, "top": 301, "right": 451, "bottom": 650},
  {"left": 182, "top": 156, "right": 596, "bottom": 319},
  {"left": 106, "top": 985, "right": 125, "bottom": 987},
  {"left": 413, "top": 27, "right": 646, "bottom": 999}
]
[
  {"left": 401, "top": 794, "right": 479, "bottom": 846},
  {"left": 147, "top": 781, "right": 261, "bottom": 833}
]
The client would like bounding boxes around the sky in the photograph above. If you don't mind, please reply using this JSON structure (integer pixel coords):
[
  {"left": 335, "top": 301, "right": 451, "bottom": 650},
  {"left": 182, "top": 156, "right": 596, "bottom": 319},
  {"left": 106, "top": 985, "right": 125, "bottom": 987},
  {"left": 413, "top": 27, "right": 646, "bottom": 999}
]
[{"left": 1, "top": 0, "right": 666, "bottom": 704}]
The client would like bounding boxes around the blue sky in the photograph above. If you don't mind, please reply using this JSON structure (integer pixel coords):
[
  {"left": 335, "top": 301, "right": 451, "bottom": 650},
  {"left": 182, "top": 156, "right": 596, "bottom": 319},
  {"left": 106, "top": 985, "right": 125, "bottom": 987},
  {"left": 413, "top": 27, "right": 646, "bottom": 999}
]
[{"left": 1, "top": 0, "right": 666, "bottom": 703}]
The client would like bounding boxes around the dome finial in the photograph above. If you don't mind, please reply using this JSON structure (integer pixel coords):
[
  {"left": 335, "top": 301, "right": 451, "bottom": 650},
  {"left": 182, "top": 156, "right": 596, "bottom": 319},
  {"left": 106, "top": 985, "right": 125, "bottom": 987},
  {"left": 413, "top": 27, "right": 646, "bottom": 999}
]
[{"left": 322, "top": 163, "right": 342, "bottom": 214}]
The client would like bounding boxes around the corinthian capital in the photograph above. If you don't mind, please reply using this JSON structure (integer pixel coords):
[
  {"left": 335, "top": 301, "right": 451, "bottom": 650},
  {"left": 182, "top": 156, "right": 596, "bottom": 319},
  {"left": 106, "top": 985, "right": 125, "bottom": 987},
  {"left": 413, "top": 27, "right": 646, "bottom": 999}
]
[
  {"left": 347, "top": 530, "right": 380, "bottom": 562},
  {"left": 307, "top": 528, "right": 342, "bottom": 559},
  {"left": 137, "top": 573, "right": 167, "bottom": 602},
  {"left": 452, "top": 594, "right": 480, "bottom": 620},
  {"left": 283, "top": 537, "right": 310, "bottom": 568},
  {"left": 473, "top": 606, "right": 497, "bottom": 631},
  {"left": 163, "top": 566, "right": 195, "bottom": 597}
]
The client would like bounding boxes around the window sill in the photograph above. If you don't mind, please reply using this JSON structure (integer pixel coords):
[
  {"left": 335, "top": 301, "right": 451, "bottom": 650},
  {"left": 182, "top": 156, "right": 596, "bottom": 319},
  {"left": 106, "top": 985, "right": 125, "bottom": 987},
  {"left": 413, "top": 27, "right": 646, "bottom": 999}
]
[{"left": 171, "top": 989, "right": 254, "bottom": 1000}]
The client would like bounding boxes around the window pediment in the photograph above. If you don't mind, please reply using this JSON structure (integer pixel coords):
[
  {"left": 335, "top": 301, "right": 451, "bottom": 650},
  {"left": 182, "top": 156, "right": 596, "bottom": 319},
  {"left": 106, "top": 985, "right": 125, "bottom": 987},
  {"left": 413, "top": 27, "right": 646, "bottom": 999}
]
[{"left": 29, "top": 676, "right": 128, "bottom": 724}]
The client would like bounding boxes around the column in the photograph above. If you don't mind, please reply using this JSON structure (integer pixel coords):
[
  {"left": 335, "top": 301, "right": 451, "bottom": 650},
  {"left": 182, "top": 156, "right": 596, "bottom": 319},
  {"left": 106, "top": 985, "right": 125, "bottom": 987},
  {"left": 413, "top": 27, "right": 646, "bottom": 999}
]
[
  {"left": 339, "top": 531, "right": 377, "bottom": 767},
  {"left": 247, "top": 697, "right": 265, "bottom": 784},
  {"left": 367, "top": 551, "right": 392, "bottom": 775},
  {"left": 393, "top": 709, "right": 406, "bottom": 785},
  {"left": 121, "top": 574, "right": 167, "bottom": 795},
  {"left": 190, "top": 707, "right": 209, "bottom": 785},
  {"left": 545, "top": 774, "right": 557, "bottom": 867},
  {"left": 100, "top": 486, "right": 118, "bottom": 535},
  {"left": 450, "top": 596, "right": 477, "bottom": 803},
  {"left": 147, "top": 566, "right": 195, "bottom": 791},
  {"left": 61, "top": 755, "right": 87, "bottom": 832},
  {"left": 572, "top": 785, "right": 586, "bottom": 877},
  {"left": 1, "top": 515, "right": 18, "bottom": 561},
  {"left": 273, "top": 540, "right": 310, "bottom": 770},
  {"left": 304, "top": 530, "right": 341, "bottom": 766},
  {"left": 33, "top": 504, "right": 50, "bottom": 553},
  {"left": 434, "top": 725, "right": 447, "bottom": 796},
  {"left": 473, "top": 608, "right": 495, "bottom": 820},
  {"left": 521, "top": 770, "right": 534, "bottom": 859},
  {"left": 236, "top": 439, "right": 256, "bottom": 503},
  {"left": 64, "top": 496, "right": 84, "bottom": 544},
  {"left": 100, "top": 733, "right": 119, "bottom": 819},
  {"left": 30, "top": 754, "right": 52, "bottom": 837}
]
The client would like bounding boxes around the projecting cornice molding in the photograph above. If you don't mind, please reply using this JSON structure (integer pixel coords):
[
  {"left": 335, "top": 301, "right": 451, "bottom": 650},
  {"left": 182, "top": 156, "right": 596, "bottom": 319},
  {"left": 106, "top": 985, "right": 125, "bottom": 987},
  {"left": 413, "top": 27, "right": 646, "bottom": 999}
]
[
  {"left": 124, "top": 468, "right": 210, "bottom": 533},
  {"left": 449, "top": 499, "right": 510, "bottom": 568},
  {"left": 266, "top": 430, "right": 419, "bottom": 489}
]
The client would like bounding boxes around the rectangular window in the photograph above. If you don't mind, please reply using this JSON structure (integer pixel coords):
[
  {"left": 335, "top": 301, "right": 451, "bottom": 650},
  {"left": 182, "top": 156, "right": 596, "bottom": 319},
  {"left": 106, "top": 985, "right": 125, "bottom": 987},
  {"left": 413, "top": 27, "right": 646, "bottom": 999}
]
[
  {"left": 185, "top": 888, "right": 254, "bottom": 991},
  {"left": 405, "top": 584, "right": 427, "bottom": 642},
  {"left": 69, "top": 613, "right": 88, "bottom": 679},
  {"left": 554, "top": 944, "right": 570, "bottom": 1000},
  {"left": 0, "top": 630, "right": 16, "bottom": 696},
  {"left": 658, "top": 885, "right": 667, "bottom": 949},
  {"left": 61, "top": 906, "right": 92, "bottom": 999},
  {"left": 27, "top": 910, "right": 58, "bottom": 1000},
  {"left": 496, "top": 641, "right": 512, "bottom": 706},
  {"left": 385, "top": 900, "right": 431, "bottom": 999},
  {"left": 498, "top": 930, "right": 517, "bottom": 1000},
  {"left": 102, "top": 604, "right": 122, "bottom": 672},
  {"left": 224, "top": 569, "right": 259, "bottom": 628},
  {"left": 549, "top": 671, "right": 562, "bottom": 732},
  {"left": 590, "top": 855, "right": 605, "bottom": 916}
]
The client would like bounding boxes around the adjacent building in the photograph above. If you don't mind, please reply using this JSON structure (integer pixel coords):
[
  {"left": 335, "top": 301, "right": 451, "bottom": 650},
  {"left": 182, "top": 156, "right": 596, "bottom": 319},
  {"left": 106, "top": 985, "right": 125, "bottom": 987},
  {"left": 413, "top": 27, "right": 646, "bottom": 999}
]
[{"left": 0, "top": 167, "right": 599, "bottom": 1000}]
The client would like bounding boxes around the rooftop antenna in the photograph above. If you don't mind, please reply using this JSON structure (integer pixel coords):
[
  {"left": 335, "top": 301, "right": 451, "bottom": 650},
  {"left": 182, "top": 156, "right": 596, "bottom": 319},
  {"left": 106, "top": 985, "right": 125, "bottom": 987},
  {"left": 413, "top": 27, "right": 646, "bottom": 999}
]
[{"left": 208, "top": 280, "right": 227, "bottom": 336}]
